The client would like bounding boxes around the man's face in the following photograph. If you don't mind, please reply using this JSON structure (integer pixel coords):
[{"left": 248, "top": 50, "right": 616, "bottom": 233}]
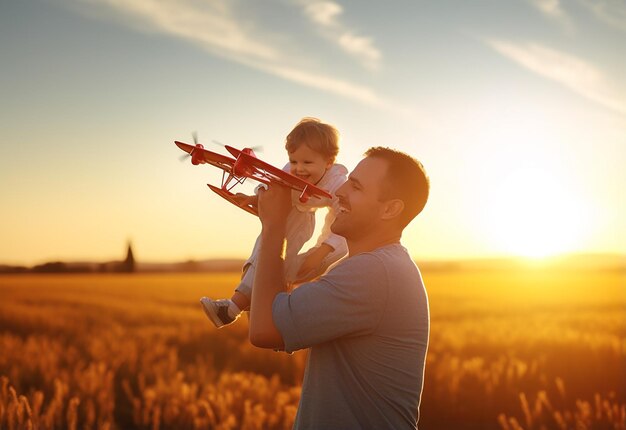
[{"left": 331, "top": 156, "right": 388, "bottom": 239}]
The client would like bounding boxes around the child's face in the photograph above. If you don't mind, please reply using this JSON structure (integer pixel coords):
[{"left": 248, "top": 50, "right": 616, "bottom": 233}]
[{"left": 288, "top": 143, "right": 332, "bottom": 185}]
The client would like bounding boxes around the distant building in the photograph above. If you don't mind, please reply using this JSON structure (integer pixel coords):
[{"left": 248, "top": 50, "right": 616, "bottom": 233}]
[
  {"left": 120, "top": 242, "right": 135, "bottom": 273},
  {"left": 97, "top": 241, "right": 137, "bottom": 273}
]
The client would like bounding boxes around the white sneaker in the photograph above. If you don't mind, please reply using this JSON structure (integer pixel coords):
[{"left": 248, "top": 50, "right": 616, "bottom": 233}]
[{"left": 200, "top": 297, "right": 240, "bottom": 328}]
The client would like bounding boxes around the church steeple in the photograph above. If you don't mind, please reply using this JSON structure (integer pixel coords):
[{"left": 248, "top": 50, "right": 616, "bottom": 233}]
[{"left": 122, "top": 241, "right": 135, "bottom": 273}]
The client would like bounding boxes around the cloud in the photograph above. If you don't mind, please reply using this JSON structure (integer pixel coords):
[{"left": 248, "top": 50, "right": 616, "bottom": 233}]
[
  {"left": 304, "top": 1, "right": 342, "bottom": 27},
  {"left": 487, "top": 39, "right": 626, "bottom": 116},
  {"left": 251, "top": 60, "right": 416, "bottom": 116},
  {"left": 530, "top": 0, "right": 626, "bottom": 33},
  {"left": 528, "top": 0, "right": 574, "bottom": 32},
  {"left": 530, "top": 0, "right": 566, "bottom": 18},
  {"left": 578, "top": 0, "right": 626, "bottom": 31},
  {"left": 79, "top": 0, "right": 278, "bottom": 61},
  {"left": 67, "top": 0, "right": 414, "bottom": 119},
  {"left": 338, "top": 32, "right": 381, "bottom": 68},
  {"left": 302, "top": 1, "right": 381, "bottom": 70}
]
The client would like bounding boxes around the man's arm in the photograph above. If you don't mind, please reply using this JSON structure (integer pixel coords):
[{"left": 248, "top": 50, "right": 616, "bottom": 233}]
[{"left": 248, "top": 183, "right": 292, "bottom": 349}]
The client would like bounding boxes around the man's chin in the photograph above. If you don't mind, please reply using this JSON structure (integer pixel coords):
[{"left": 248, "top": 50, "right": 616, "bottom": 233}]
[{"left": 330, "top": 221, "right": 347, "bottom": 238}]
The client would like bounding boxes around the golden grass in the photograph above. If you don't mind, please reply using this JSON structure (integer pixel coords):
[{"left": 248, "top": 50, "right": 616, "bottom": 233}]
[{"left": 0, "top": 265, "right": 624, "bottom": 429}]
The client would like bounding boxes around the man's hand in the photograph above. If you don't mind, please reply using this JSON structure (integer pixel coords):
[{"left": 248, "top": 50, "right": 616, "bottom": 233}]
[
  {"left": 257, "top": 183, "right": 292, "bottom": 229},
  {"left": 232, "top": 193, "right": 258, "bottom": 209}
]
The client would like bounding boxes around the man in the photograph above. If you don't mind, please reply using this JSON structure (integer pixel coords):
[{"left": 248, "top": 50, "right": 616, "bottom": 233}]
[{"left": 250, "top": 147, "right": 430, "bottom": 429}]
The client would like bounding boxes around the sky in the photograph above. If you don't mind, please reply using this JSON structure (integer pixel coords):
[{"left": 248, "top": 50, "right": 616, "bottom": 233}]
[{"left": 1, "top": 0, "right": 625, "bottom": 266}]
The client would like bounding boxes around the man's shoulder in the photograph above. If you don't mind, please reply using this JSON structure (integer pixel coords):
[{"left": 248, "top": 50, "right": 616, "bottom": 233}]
[
  {"left": 323, "top": 244, "right": 410, "bottom": 282},
  {"left": 366, "top": 243, "right": 412, "bottom": 264},
  {"left": 331, "top": 244, "right": 409, "bottom": 267},
  {"left": 332, "top": 253, "right": 378, "bottom": 270},
  {"left": 347, "top": 244, "right": 420, "bottom": 284},
  {"left": 323, "top": 252, "right": 387, "bottom": 284}
]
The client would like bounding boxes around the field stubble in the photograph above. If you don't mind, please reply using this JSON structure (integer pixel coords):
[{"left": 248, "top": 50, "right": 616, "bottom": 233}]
[{"left": 0, "top": 264, "right": 624, "bottom": 429}]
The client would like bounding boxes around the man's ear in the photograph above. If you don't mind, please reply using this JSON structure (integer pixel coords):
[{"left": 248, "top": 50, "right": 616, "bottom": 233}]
[{"left": 381, "top": 199, "right": 404, "bottom": 220}]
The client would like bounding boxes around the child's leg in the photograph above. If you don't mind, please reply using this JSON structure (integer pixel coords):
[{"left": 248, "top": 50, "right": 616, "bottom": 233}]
[
  {"left": 231, "top": 290, "right": 250, "bottom": 312},
  {"left": 232, "top": 262, "right": 254, "bottom": 310},
  {"left": 200, "top": 263, "right": 254, "bottom": 328}
]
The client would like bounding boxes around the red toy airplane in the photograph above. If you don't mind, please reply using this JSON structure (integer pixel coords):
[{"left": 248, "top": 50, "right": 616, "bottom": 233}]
[{"left": 175, "top": 138, "right": 332, "bottom": 216}]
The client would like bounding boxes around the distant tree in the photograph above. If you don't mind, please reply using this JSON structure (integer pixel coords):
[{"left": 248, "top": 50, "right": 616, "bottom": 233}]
[
  {"left": 0, "top": 265, "right": 29, "bottom": 274},
  {"left": 181, "top": 259, "right": 199, "bottom": 272},
  {"left": 32, "top": 262, "right": 67, "bottom": 273}
]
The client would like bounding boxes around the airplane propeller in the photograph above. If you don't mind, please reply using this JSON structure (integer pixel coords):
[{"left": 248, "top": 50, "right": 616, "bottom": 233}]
[
  {"left": 179, "top": 131, "right": 264, "bottom": 163},
  {"left": 213, "top": 139, "right": 263, "bottom": 152},
  {"left": 179, "top": 131, "right": 200, "bottom": 162}
]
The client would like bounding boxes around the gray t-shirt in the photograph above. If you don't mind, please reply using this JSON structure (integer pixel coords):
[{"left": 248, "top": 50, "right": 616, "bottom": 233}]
[{"left": 273, "top": 243, "right": 430, "bottom": 429}]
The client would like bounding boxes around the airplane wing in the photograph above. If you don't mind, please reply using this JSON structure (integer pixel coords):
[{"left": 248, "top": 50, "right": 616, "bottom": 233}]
[
  {"left": 175, "top": 141, "right": 235, "bottom": 172},
  {"left": 207, "top": 184, "right": 258, "bottom": 216},
  {"left": 232, "top": 148, "right": 332, "bottom": 200},
  {"left": 175, "top": 140, "right": 200, "bottom": 155}
]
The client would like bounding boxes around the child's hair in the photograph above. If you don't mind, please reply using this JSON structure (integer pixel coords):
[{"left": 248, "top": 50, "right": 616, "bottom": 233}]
[{"left": 285, "top": 117, "right": 340, "bottom": 163}]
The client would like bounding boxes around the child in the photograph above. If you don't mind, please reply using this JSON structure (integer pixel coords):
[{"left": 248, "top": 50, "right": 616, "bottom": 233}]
[{"left": 200, "top": 117, "right": 348, "bottom": 328}]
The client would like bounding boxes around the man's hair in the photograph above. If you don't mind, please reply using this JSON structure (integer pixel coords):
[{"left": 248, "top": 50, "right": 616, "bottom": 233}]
[
  {"left": 285, "top": 117, "right": 340, "bottom": 163},
  {"left": 365, "top": 146, "right": 429, "bottom": 228}
]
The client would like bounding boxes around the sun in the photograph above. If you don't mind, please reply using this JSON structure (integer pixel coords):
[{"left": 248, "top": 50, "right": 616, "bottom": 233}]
[{"left": 483, "top": 166, "right": 592, "bottom": 258}]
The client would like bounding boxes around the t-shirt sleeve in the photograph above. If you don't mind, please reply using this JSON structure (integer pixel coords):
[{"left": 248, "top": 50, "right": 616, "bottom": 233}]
[{"left": 272, "top": 253, "right": 388, "bottom": 353}]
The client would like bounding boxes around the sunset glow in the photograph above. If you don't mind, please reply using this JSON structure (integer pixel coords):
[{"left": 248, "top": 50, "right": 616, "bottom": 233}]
[
  {"left": 0, "top": 1, "right": 624, "bottom": 265},
  {"left": 483, "top": 166, "right": 592, "bottom": 258}
]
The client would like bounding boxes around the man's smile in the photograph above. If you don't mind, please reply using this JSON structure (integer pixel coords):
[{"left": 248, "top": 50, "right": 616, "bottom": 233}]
[{"left": 337, "top": 199, "right": 351, "bottom": 215}]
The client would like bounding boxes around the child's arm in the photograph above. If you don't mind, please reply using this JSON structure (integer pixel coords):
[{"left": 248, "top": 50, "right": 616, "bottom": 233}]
[{"left": 295, "top": 243, "right": 334, "bottom": 281}]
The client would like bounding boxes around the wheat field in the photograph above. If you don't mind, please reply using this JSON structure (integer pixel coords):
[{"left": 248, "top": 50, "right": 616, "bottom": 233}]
[{"left": 0, "top": 262, "right": 624, "bottom": 430}]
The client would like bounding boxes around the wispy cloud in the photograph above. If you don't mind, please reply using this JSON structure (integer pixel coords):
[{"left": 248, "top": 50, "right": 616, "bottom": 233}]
[
  {"left": 304, "top": 1, "right": 342, "bottom": 27},
  {"left": 302, "top": 1, "right": 381, "bottom": 70},
  {"left": 530, "top": 0, "right": 626, "bottom": 33},
  {"left": 578, "top": 0, "right": 626, "bottom": 31},
  {"left": 79, "top": 0, "right": 278, "bottom": 61},
  {"left": 530, "top": 0, "right": 566, "bottom": 19},
  {"left": 487, "top": 39, "right": 626, "bottom": 115},
  {"left": 528, "top": 0, "right": 574, "bottom": 32},
  {"left": 68, "top": 0, "right": 415, "bottom": 119}
]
